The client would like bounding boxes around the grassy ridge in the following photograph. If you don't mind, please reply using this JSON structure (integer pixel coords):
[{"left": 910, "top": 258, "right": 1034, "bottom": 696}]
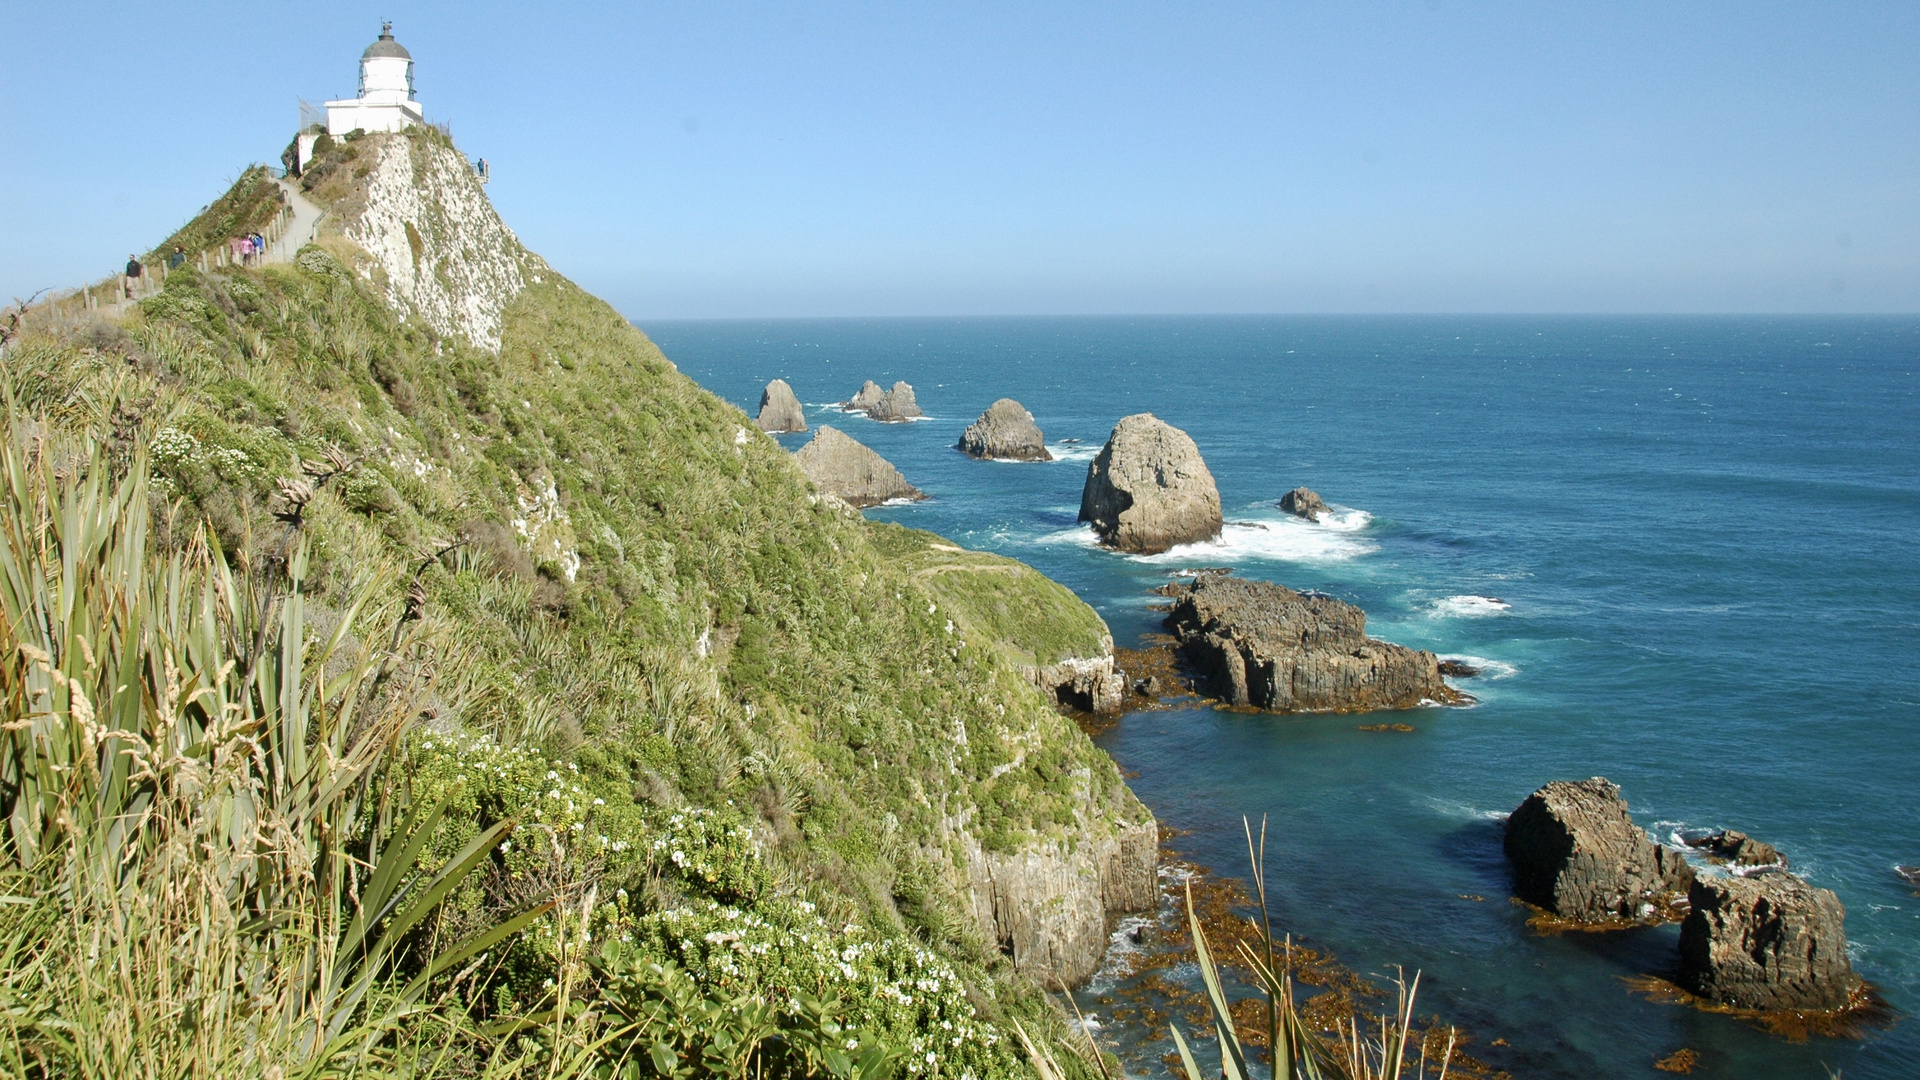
[{"left": 0, "top": 156, "right": 1141, "bottom": 1075}]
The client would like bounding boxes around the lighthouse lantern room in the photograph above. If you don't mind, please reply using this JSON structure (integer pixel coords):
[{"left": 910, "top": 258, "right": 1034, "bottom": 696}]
[{"left": 325, "top": 23, "right": 424, "bottom": 136}]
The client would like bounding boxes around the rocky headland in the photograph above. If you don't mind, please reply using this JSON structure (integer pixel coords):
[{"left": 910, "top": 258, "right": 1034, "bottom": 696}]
[
  {"left": 792, "top": 425, "right": 923, "bottom": 507},
  {"left": 1504, "top": 778, "right": 1693, "bottom": 924},
  {"left": 958, "top": 398, "right": 1051, "bottom": 461},
  {"left": 1079, "top": 413, "right": 1222, "bottom": 554},
  {"left": 1162, "top": 574, "right": 1463, "bottom": 711},
  {"left": 1279, "top": 486, "right": 1329, "bottom": 521},
  {"left": 754, "top": 378, "right": 807, "bottom": 433}
]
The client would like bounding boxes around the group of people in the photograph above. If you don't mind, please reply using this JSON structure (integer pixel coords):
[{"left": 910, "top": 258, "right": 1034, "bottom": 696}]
[
  {"left": 117, "top": 229, "right": 269, "bottom": 300},
  {"left": 229, "top": 231, "right": 270, "bottom": 267}
]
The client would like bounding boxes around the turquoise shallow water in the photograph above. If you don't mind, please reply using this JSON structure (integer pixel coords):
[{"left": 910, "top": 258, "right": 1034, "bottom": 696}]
[{"left": 643, "top": 316, "right": 1920, "bottom": 1080}]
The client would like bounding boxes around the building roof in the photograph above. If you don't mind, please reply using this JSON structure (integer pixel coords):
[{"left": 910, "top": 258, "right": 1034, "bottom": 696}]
[{"left": 362, "top": 23, "right": 411, "bottom": 61}]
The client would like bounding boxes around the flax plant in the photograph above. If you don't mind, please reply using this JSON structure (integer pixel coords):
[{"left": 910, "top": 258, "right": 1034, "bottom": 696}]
[{"left": 0, "top": 423, "right": 536, "bottom": 1077}]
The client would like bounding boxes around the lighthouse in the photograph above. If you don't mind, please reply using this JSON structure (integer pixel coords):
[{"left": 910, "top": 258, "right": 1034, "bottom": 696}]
[{"left": 324, "top": 23, "right": 424, "bottom": 136}]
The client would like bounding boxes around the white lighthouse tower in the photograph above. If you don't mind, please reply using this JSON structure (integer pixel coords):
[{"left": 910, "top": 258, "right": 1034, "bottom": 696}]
[{"left": 324, "top": 23, "right": 424, "bottom": 136}]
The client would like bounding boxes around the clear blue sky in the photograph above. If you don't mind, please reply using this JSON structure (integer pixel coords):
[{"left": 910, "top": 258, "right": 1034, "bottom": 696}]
[{"left": 4, "top": 2, "right": 1916, "bottom": 316}]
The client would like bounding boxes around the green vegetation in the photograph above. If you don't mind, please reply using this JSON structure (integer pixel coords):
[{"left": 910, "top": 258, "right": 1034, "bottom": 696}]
[
  {"left": 0, "top": 153, "right": 1143, "bottom": 1077},
  {"left": 146, "top": 164, "right": 286, "bottom": 263}
]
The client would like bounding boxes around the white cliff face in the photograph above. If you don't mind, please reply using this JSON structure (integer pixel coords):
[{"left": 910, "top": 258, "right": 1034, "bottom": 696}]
[{"left": 340, "top": 133, "right": 535, "bottom": 351}]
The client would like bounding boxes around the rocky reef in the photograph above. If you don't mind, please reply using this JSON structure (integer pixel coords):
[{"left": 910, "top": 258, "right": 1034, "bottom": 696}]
[
  {"left": 1679, "top": 829, "right": 1784, "bottom": 868},
  {"left": 1279, "top": 486, "right": 1329, "bottom": 521},
  {"left": 793, "top": 425, "right": 923, "bottom": 507},
  {"left": 1079, "top": 414, "right": 1222, "bottom": 554},
  {"left": 958, "top": 398, "right": 1051, "bottom": 461},
  {"left": 1504, "top": 778, "right": 1693, "bottom": 924},
  {"left": 755, "top": 378, "right": 807, "bottom": 433},
  {"left": 1679, "top": 871, "right": 1859, "bottom": 1011},
  {"left": 1162, "top": 574, "right": 1462, "bottom": 712}
]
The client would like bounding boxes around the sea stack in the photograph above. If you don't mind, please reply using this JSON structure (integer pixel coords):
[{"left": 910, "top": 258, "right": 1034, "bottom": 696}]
[
  {"left": 1504, "top": 778, "right": 1694, "bottom": 924},
  {"left": 868, "top": 381, "right": 923, "bottom": 422},
  {"left": 793, "top": 425, "right": 924, "bottom": 508},
  {"left": 846, "top": 380, "right": 885, "bottom": 412},
  {"left": 755, "top": 379, "right": 807, "bottom": 433},
  {"left": 1279, "top": 486, "right": 1329, "bottom": 522},
  {"left": 1079, "top": 414, "right": 1222, "bottom": 554},
  {"left": 958, "top": 398, "right": 1051, "bottom": 461},
  {"left": 1679, "top": 872, "right": 1858, "bottom": 1011},
  {"left": 1163, "top": 574, "right": 1461, "bottom": 711}
]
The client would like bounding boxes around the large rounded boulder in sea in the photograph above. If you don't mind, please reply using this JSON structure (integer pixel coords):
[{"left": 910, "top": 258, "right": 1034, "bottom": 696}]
[
  {"left": 844, "top": 380, "right": 885, "bottom": 412},
  {"left": 1504, "top": 777, "right": 1694, "bottom": 924},
  {"left": 957, "top": 398, "right": 1051, "bottom": 461},
  {"left": 1079, "top": 413, "right": 1221, "bottom": 554},
  {"left": 792, "top": 425, "right": 924, "bottom": 508},
  {"left": 755, "top": 378, "right": 807, "bottom": 433}
]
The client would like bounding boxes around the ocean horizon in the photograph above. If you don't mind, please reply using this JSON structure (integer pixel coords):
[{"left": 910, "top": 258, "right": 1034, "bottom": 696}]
[{"left": 646, "top": 313, "right": 1920, "bottom": 1080}]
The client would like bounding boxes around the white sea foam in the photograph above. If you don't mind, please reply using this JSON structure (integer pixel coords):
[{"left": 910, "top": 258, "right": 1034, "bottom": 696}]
[
  {"left": 1430, "top": 595, "right": 1512, "bottom": 618},
  {"left": 1036, "top": 525, "right": 1102, "bottom": 548},
  {"left": 1047, "top": 442, "right": 1099, "bottom": 463},
  {"left": 1128, "top": 516, "right": 1377, "bottom": 565},
  {"left": 1319, "top": 506, "right": 1373, "bottom": 532},
  {"left": 1438, "top": 654, "right": 1519, "bottom": 680}
]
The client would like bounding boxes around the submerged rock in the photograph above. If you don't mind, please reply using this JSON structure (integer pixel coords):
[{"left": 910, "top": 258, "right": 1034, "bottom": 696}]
[
  {"left": 1504, "top": 777, "right": 1694, "bottom": 924},
  {"left": 867, "top": 381, "right": 923, "bottom": 422},
  {"left": 1079, "top": 414, "right": 1222, "bottom": 554},
  {"left": 845, "top": 380, "right": 885, "bottom": 411},
  {"left": 958, "top": 398, "right": 1051, "bottom": 461},
  {"left": 1679, "top": 871, "right": 1859, "bottom": 1011},
  {"left": 1683, "top": 829, "right": 1785, "bottom": 868},
  {"left": 1163, "top": 574, "right": 1462, "bottom": 712},
  {"left": 1279, "top": 486, "right": 1329, "bottom": 522},
  {"left": 1437, "top": 660, "right": 1482, "bottom": 678},
  {"left": 792, "top": 425, "right": 923, "bottom": 508},
  {"left": 754, "top": 379, "right": 807, "bottom": 433}
]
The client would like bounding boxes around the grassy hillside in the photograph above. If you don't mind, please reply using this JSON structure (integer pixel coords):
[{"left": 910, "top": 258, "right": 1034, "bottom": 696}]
[{"left": 0, "top": 135, "right": 1140, "bottom": 1077}]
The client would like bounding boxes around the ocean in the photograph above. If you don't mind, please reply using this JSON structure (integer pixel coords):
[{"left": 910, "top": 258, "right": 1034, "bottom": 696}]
[{"left": 643, "top": 315, "right": 1920, "bottom": 1080}]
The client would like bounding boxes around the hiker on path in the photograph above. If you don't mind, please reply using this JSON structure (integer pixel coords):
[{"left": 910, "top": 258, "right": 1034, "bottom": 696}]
[
  {"left": 169, "top": 245, "right": 186, "bottom": 269},
  {"left": 124, "top": 255, "right": 142, "bottom": 298}
]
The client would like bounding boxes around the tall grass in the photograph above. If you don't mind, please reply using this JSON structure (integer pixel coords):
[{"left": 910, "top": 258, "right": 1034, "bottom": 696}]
[{"left": 0, "top": 421, "right": 532, "bottom": 1076}]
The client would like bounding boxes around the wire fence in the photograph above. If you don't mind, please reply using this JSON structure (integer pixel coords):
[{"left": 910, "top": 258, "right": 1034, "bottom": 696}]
[{"left": 29, "top": 178, "right": 302, "bottom": 321}]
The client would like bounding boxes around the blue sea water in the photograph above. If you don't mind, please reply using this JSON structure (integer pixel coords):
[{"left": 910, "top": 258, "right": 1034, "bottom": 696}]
[{"left": 643, "top": 316, "right": 1920, "bottom": 1080}]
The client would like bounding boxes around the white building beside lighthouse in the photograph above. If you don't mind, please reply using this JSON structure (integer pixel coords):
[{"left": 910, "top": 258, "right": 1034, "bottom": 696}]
[{"left": 325, "top": 23, "right": 423, "bottom": 136}]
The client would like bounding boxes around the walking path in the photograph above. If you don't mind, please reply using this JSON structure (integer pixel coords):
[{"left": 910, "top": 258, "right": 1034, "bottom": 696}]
[{"left": 260, "top": 178, "right": 326, "bottom": 265}]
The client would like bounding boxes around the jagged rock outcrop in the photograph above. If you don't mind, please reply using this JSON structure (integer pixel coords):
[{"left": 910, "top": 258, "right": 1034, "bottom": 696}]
[
  {"left": 1164, "top": 575, "right": 1462, "bottom": 711},
  {"left": 1682, "top": 829, "right": 1784, "bottom": 867},
  {"left": 1033, "top": 654, "right": 1126, "bottom": 715},
  {"left": 964, "top": 818, "right": 1158, "bottom": 985},
  {"left": 1079, "top": 414, "right": 1222, "bottom": 554},
  {"left": 1505, "top": 778, "right": 1695, "bottom": 923},
  {"left": 331, "top": 132, "right": 534, "bottom": 351},
  {"left": 958, "top": 399, "right": 1051, "bottom": 461},
  {"left": 792, "top": 425, "right": 923, "bottom": 508},
  {"left": 844, "top": 380, "right": 885, "bottom": 411},
  {"left": 1679, "top": 872, "right": 1858, "bottom": 1011},
  {"left": 755, "top": 379, "right": 807, "bottom": 433},
  {"left": 1279, "top": 486, "right": 1329, "bottom": 522},
  {"left": 868, "top": 381, "right": 923, "bottom": 422}
]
